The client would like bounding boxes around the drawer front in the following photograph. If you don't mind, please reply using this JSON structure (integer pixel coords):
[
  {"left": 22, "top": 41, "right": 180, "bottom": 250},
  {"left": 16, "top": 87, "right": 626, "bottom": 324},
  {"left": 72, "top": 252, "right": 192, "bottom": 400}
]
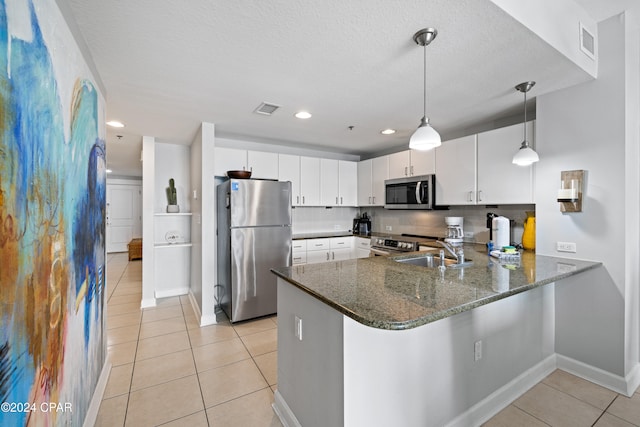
[
  {"left": 355, "top": 237, "right": 371, "bottom": 249},
  {"left": 307, "top": 238, "right": 331, "bottom": 251},
  {"left": 292, "top": 240, "right": 307, "bottom": 252},
  {"left": 331, "top": 236, "right": 353, "bottom": 249},
  {"left": 292, "top": 252, "right": 307, "bottom": 265}
]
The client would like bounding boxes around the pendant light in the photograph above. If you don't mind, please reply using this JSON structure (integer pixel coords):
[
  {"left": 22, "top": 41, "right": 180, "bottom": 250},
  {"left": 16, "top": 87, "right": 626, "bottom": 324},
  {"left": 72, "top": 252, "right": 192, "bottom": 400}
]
[
  {"left": 512, "top": 81, "right": 539, "bottom": 166},
  {"left": 409, "top": 28, "right": 441, "bottom": 151}
]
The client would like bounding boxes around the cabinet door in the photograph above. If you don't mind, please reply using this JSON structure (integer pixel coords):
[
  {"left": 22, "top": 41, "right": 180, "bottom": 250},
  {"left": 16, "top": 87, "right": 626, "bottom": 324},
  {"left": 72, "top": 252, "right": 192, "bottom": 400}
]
[
  {"left": 410, "top": 149, "right": 436, "bottom": 176},
  {"left": 299, "top": 156, "right": 321, "bottom": 206},
  {"left": 331, "top": 248, "right": 352, "bottom": 261},
  {"left": 247, "top": 150, "right": 278, "bottom": 179},
  {"left": 214, "top": 147, "right": 247, "bottom": 177},
  {"left": 306, "top": 250, "right": 331, "bottom": 264},
  {"left": 371, "top": 156, "right": 388, "bottom": 206},
  {"left": 388, "top": 151, "right": 411, "bottom": 179},
  {"left": 357, "top": 159, "right": 373, "bottom": 206},
  {"left": 477, "top": 122, "right": 534, "bottom": 204},
  {"left": 435, "top": 135, "right": 477, "bottom": 205},
  {"left": 338, "top": 161, "right": 358, "bottom": 206},
  {"left": 278, "top": 154, "right": 301, "bottom": 205},
  {"left": 320, "top": 159, "right": 339, "bottom": 206}
]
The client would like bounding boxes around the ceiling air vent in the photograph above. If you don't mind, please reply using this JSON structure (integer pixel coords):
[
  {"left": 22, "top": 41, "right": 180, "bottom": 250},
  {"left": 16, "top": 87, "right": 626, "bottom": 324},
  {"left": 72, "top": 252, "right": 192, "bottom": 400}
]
[
  {"left": 254, "top": 102, "right": 281, "bottom": 116},
  {"left": 579, "top": 22, "right": 596, "bottom": 60}
]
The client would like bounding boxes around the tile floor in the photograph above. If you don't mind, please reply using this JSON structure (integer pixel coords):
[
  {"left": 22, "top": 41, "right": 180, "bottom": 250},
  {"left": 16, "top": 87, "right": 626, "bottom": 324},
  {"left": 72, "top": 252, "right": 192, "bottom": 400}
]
[{"left": 97, "top": 253, "right": 640, "bottom": 427}]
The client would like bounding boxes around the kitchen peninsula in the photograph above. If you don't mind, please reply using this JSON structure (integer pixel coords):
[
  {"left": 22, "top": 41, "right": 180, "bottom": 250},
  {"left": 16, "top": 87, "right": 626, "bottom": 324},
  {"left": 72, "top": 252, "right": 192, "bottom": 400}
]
[{"left": 271, "top": 246, "right": 601, "bottom": 427}]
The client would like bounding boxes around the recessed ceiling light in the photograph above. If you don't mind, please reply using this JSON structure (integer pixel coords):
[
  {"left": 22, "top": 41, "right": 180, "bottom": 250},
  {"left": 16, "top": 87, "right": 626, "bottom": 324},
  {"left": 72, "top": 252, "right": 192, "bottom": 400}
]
[
  {"left": 294, "top": 111, "right": 312, "bottom": 119},
  {"left": 106, "top": 120, "right": 125, "bottom": 128},
  {"left": 381, "top": 129, "right": 396, "bottom": 135},
  {"left": 106, "top": 169, "right": 113, "bottom": 173}
]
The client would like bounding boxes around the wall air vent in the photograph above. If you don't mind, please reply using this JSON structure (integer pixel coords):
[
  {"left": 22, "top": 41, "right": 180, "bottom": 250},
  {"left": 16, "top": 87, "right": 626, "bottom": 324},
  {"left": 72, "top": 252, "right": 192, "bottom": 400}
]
[
  {"left": 254, "top": 102, "right": 281, "bottom": 116},
  {"left": 579, "top": 22, "right": 596, "bottom": 60}
]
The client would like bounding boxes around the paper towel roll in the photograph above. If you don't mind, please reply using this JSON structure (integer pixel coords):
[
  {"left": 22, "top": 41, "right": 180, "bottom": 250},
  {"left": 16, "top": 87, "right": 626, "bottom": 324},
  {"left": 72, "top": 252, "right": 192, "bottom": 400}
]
[{"left": 492, "top": 216, "right": 510, "bottom": 249}]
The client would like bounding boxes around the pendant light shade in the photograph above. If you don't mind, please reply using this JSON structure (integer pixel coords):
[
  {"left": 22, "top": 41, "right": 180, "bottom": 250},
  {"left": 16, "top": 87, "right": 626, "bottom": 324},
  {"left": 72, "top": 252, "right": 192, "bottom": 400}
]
[
  {"left": 512, "top": 81, "right": 539, "bottom": 166},
  {"left": 409, "top": 28, "right": 441, "bottom": 151}
]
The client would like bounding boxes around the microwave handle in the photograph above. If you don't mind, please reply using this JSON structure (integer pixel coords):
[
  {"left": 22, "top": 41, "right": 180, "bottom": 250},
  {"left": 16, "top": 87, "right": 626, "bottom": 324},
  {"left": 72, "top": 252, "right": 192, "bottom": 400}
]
[
  {"left": 415, "top": 181, "right": 422, "bottom": 204},
  {"left": 417, "top": 181, "right": 429, "bottom": 204}
]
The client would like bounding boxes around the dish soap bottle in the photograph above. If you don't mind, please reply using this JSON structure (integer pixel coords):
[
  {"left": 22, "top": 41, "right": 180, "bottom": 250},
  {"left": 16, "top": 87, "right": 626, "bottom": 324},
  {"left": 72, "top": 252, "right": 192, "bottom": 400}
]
[{"left": 522, "top": 211, "right": 535, "bottom": 251}]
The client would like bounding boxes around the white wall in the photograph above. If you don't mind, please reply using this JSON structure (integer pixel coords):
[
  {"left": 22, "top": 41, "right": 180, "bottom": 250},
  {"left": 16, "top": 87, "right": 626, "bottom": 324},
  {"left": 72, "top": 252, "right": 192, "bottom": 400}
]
[
  {"left": 190, "top": 129, "right": 204, "bottom": 315},
  {"left": 292, "top": 207, "right": 360, "bottom": 235},
  {"left": 154, "top": 143, "right": 191, "bottom": 213},
  {"left": 536, "top": 13, "right": 639, "bottom": 381}
]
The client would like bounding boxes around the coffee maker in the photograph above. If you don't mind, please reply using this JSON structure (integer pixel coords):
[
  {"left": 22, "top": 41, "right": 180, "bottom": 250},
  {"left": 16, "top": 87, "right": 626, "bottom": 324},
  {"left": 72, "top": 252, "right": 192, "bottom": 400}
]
[
  {"left": 353, "top": 213, "right": 372, "bottom": 236},
  {"left": 444, "top": 216, "right": 464, "bottom": 245}
]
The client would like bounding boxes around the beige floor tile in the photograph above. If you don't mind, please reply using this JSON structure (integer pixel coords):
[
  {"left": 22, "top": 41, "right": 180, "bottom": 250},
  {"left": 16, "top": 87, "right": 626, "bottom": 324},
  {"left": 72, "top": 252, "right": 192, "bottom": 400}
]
[
  {"left": 138, "top": 316, "right": 186, "bottom": 339},
  {"left": 254, "top": 351, "right": 277, "bottom": 386},
  {"left": 513, "top": 383, "right": 602, "bottom": 427},
  {"left": 207, "top": 388, "right": 282, "bottom": 427},
  {"left": 179, "top": 295, "right": 191, "bottom": 305},
  {"left": 103, "top": 363, "right": 133, "bottom": 399},
  {"left": 199, "top": 359, "right": 268, "bottom": 408},
  {"left": 192, "top": 337, "right": 251, "bottom": 372},
  {"left": 131, "top": 349, "right": 196, "bottom": 391},
  {"left": 543, "top": 369, "right": 617, "bottom": 410},
  {"left": 108, "top": 312, "right": 142, "bottom": 330},
  {"left": 125, "top": 375, "right": 204, "bottom": 427},
  {"left": 270, "top": 385, "right": 277, "bottom": 393},
  {"left": 141, "top": 305, "right": 184, "bottom": 323},
  {"left": 607, "top": 393, "right": 640, "bottom": 425},
  {"left": 482, "top": 405, "right": 548, "bottom": 427},
  {"left": 241, "top": 328, "right": 277, "bottom": 357},
  {"left": 136, "top": 331, "right": 191, "bottom": 361},
  {"left": 159, "top": 410, "right": 209, "bottom": 427},
  {"left": 108, "top": 341, "right": 138, "bottom": 366},
  {"left": 109, "top": 301, "right": 142, "bottom": 316},
  {"left": 594, "top": 412, "right": 638, "bottom": 427},
  {"left": 188, "top": 323, "right": 238, "bottom": 348},
  {"left": 233, "top": 317, "right": 276, "bottom": 336},
  {"left": 95, "top": 394, "right": 128, "bottom": 427},
  {"left": 112, "top": 286, "right": 143, "bottom": 297},
  {"left": 270, "top": 315, "right": 278, "bottom": 326},
  {"left": 109, "top": 293, "right": 142, "bottom": 306},
  {"left": 184, "top": 310, "right": 202, "bottom": 330},
  {"left": 107, "top": 324, "right": 140, "bottom": 346}
]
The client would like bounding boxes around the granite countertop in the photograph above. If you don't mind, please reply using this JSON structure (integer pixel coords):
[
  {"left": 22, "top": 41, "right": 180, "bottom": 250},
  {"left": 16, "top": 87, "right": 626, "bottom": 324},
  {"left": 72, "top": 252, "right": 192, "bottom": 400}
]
[{"left": 271, "top": 245, "right": 601, "bottom": 330}]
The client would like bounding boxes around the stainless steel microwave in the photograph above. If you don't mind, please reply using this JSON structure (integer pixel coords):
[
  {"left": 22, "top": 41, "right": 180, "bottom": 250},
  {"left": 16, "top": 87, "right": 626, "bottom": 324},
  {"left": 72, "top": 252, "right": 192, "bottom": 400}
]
[{"left": 384, "top": 174, "right": 435, "bottom": 210}]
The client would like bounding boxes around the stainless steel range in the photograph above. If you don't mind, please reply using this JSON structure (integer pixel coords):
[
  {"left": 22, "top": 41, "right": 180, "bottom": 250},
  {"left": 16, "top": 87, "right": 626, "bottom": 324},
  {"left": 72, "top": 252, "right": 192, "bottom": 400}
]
[{"left": 370, "top": 236, "right": 421, "bottom": 256}]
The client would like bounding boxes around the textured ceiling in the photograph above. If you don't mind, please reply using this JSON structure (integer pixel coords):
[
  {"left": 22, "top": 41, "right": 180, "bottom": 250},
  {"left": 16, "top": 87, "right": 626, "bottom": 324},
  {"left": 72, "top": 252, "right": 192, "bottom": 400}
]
[{"left": 66, "top": 0, "right": 615, "bottom": 176}]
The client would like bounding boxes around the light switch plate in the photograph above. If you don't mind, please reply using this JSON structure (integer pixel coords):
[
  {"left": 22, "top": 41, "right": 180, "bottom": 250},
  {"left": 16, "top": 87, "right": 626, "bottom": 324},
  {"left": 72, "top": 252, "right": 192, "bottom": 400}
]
[{"left": 557, "top": 242, "right": 577, "bottom": 253}]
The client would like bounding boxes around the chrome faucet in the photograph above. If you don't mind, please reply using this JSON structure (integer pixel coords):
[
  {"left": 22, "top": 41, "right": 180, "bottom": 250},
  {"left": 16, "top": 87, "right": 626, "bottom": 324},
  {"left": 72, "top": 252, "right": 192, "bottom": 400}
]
[{"left": 437, "top": 241, "right": 465, "bottom": 264}]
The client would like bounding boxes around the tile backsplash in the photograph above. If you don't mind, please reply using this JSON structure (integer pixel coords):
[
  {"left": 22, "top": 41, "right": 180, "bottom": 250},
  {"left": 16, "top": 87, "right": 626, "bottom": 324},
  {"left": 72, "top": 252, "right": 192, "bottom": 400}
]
[{"left": 292, "top": 206, "right": 360, "bottom": 234}]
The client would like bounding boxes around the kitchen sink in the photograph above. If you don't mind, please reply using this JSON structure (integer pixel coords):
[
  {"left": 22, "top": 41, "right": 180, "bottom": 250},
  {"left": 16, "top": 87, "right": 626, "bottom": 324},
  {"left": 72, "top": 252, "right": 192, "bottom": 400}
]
[{"left": 394, "top": 255, "right": 473, "bottom": 268}]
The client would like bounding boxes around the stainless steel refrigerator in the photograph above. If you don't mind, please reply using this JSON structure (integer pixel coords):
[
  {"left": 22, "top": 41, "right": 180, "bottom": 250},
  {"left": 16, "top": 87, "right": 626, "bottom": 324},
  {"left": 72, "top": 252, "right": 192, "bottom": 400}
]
[{"left": 216, "top": 179, "right": 292, "bottom": 323}]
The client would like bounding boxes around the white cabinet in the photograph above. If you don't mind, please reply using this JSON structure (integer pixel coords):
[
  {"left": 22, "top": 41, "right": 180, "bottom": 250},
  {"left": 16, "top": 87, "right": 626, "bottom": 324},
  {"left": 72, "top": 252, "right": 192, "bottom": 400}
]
[
  {"left": 306, "top": 238, "right": 332, "bottom": 264},
  {"left": 358, "top": 156, "right": 389, "bottom": 206},
  {"left": 214, "top": 148, "right": 278, "bottom": 179},
  {"left": 477, "top": 122, "right": 534, "bottom": 204},
  {"left": 354, "top": 237, "right": 371, "bottom": 258},
  {"left": 279, "top": 154, "right": 301, "bottom": 205},
  {"left": 292, "top": 239, "right": 307, "bottom": 265},
  {"left": 330, "top": 236, "right": 353, "bottom": 261},
  {"left": 388, "top": 149, "right": 435, "bottom": 179},
  {"left": 296, "top": 236, "right": 355, "bottom": 264},
  {"left": 300, "top": 156, "right": 321, "bottom": 206},
  {"left": 435, "top": 135, "right": 477, "bottom": 205},
  {"left": 153, "top": 213, "right": 192, "bottom": 298},
  {"left": 320, "top": 159, "right": 358, "bottom": 206},
  {"left": 435, "top": 122, "right": 535, "bottom": 205}
]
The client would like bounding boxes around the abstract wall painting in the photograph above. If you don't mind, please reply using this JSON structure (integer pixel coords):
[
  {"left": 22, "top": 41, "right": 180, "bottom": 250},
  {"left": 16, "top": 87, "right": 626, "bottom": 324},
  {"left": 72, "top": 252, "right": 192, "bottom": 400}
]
[{"left": 1, "top": 0, "right": 107, "bottom": 425}]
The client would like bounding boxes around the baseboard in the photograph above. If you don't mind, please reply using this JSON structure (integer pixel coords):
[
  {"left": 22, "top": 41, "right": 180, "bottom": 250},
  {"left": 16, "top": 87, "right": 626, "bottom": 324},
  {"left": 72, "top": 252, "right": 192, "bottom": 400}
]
[
  {"left": 187, "top": 290, "right": 219, "bottom": 326},
  {"left": 155, "top": 287, "right": 189, "bottom": 299},
  {"left": 556, "top": 354, "right": 640, "bottom": 397},
  {"left": 82, "top": 355, "right": 112, "bottom": 427},
  {"left": 445, "top": 354, "right": 557, "bottom": 427},
  {"left": 272, "top": 390, "right": 301, "bottom": 427},
  {"left": 140, "top": 297, "right": 156, "bottom": 308}
]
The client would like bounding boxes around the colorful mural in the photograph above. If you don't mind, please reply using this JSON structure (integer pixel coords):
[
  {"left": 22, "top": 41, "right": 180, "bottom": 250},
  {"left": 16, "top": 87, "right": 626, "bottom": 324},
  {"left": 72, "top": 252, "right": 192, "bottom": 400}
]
[{"left": 0, "top": 0, "right": 106, "bottom": 425}]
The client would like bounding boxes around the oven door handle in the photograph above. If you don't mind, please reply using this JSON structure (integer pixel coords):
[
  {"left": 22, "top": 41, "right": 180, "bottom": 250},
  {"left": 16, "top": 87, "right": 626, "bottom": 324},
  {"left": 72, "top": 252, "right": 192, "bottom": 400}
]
[{"left": 370, "top": 247, "right": 391, "bottom": 257}]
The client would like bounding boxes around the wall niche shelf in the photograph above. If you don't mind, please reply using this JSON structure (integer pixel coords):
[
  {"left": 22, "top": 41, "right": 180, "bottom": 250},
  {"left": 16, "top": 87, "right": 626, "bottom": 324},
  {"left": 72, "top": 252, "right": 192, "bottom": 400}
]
[
  {"left": 154, "top": 212, "right": 193, "bottom": 216},
  {"left": 154, "top": 242, "right": 193, "bottom": 249}
]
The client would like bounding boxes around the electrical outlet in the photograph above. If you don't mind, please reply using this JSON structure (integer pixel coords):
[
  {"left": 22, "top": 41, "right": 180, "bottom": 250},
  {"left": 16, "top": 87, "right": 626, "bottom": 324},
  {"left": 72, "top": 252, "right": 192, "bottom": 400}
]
[
  {"left": 295, "top": 316, "right": 303, "bottom": 341},
  {"left": 557, "top": 242, "right": 577, "bottom": 253},
  {"left": 464, "top": 231, "right": 474, "bottom": 239},
  {"left": 474, "top": 340, "right": 482, "bottom": 361},
  {"left": 385, "top": 226, "right": 392, "bottom": 231}
]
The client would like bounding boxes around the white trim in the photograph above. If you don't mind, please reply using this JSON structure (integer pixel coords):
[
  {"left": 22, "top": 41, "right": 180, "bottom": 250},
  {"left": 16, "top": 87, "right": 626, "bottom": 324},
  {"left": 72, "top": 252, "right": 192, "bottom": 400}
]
[
  {"left": 154, "top": 288, "right": 189, "bottom": 299},
  {"left": 556, "top": 354, "right": 639, "bottom": 397},
  {"left": 140, "top": 298, "right": 156, "bottom": 308},
  {"left": 187, "top": 290, "right": 218, "bottom": 326},
  {"left": 272, "top": 390, "right": 302, "bottom": 427},
  {"left": 445, "top": 354, "right": 556, "bottom": 427},
  {"left": 82, "top": 356, "right": 111, "bottom": 427}
]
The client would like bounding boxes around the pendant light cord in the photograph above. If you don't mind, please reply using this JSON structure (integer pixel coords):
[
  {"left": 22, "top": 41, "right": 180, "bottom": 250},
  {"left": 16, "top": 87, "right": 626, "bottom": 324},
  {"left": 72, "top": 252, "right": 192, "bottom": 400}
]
[
  {"left": 523, "top": 89, "right": 527, "bottom": 143},
  {"left": 423, "top": 43, "right": 427, "bottom": 121}
]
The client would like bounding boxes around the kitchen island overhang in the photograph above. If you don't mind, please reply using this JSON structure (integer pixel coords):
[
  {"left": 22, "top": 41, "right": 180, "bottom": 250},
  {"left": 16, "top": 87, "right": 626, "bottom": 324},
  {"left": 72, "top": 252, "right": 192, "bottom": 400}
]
[{"left": 270, "top": 248, "right": 602, "bottom": 427}]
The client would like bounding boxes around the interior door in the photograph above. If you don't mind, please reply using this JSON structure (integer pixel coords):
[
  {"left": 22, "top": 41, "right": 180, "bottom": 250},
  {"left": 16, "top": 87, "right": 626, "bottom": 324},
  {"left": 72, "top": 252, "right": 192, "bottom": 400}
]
[{"left": 106, "top": 184, "right": 142, "bottom": 252}]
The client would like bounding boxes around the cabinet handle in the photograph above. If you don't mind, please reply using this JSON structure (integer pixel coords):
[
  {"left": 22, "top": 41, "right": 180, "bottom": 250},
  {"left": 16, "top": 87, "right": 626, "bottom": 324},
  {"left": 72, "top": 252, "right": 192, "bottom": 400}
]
[
  {"left": 410, "top": 165, "right": 414, "bottom": 175},
  {"left": 467, "top": 191, "right": 473, "bottom": 202},
  {"left": 404, "top": 166, "right": 408, "bottom": 176},
  {"left": 297, "top": 196, "right": 300, "bottom": 204},
  {"left": 336, "top": 197, "right": 339, "bottom": 204},
  {"left": 332, "top": 251, "right": 335, "bottom": 260},
  {"left": 340, "top": 197, "right": 343, "bottom": 205},
  {"left": 368, "top": 196, "right": 372, "bottom": 204},
  {"left": 372, "top": 196, "right": 376, "bottom": 204},
  {"left": 478, "top": 190, "right": 483, "bottom": 202},
  {"left": 303, "top": 196, "right": 305, "bottom": 204},
  {"left": 326, "top": 252, "right": 330, "bottom": 260},
  {"left": 250, "top": 166, "right": 253, "bottom": 172}
]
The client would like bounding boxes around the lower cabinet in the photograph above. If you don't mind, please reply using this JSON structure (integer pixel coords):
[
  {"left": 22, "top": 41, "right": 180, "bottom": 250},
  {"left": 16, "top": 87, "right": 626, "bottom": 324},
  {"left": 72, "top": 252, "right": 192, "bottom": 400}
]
[{"left": 293, "top": 236, "right": 358, "bottom": 265}]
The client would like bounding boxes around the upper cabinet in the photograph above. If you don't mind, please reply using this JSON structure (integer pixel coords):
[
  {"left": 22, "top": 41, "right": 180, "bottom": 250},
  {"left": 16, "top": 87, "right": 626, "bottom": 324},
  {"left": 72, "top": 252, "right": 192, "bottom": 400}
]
[
  {"left": 278, "top": 155, "right": 321, "bottom": 206},
  {"left": 434, "top": 121, "right": 535, "bottom": 205},
  {"left": 214, "top": 147, "right": 278, "bottom": 179},
  {"left": 320, "top": 159, "right": 357, "bottom": 206},
  {"left": 278, "top": 154, "right": 302, "bottom": 205},
  {"left": 358, "top": 156, "right": 388, "bottom": 206},
  {"left": 388, "top": 149, "right": 435, "bottom": 179}
]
